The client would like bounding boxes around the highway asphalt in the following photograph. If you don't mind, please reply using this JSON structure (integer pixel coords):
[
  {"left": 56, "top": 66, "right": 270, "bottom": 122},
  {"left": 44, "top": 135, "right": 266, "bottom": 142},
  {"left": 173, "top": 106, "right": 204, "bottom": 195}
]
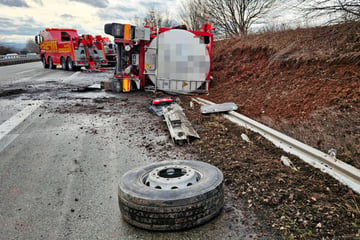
[{"left": 0, "top": 63, "right": 261, "bottom": 240}]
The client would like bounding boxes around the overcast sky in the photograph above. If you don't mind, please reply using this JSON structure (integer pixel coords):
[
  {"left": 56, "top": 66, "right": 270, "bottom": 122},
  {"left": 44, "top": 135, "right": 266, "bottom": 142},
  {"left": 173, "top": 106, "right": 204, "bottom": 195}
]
[{"left": 0, "top": 0, "right": 180, "bottom": 43}]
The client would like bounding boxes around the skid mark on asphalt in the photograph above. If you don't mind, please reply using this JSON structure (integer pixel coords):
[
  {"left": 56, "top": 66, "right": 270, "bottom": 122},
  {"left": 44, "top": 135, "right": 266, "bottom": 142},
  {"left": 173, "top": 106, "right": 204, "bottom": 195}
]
[{"left": 0, "top": 100, "right": 43, "bottom": 152}]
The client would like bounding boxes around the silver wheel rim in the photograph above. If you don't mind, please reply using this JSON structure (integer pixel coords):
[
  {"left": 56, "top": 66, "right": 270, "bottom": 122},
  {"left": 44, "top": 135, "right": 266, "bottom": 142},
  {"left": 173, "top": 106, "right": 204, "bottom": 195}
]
[{"left": 142, "top": 165, "right": 202, "bottom": 190}]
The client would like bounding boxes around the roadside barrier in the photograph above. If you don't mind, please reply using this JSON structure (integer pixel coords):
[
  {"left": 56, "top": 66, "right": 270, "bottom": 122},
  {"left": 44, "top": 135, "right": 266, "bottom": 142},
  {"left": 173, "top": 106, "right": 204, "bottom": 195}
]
[{"left": 0, "top": 55, "right": 40, "bottom": 66}]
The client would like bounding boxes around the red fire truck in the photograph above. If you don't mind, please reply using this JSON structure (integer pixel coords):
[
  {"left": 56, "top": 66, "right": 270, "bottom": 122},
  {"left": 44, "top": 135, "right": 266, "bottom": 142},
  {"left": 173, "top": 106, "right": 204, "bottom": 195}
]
[
  {"left": 95, "top": 36, "right": 116, "bottom": 66},
  {"left": 103, "top": 23, "right": 213, "bottom": 93},
  {"left": 35, "top": 28, "right": 108, "bottom": 71}
]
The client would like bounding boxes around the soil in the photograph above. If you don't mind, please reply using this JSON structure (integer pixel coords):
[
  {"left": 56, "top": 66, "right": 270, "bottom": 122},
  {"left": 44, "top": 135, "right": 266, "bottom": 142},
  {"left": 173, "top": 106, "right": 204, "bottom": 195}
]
[{"left": 178, "top": 22, "right": 360, "bottom": 239}]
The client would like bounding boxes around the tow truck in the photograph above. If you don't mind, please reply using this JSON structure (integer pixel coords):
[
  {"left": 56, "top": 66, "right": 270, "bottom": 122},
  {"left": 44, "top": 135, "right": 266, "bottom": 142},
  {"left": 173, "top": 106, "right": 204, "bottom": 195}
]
[{"left": 35, "top": 28, "right": 108, "bottom": 71}]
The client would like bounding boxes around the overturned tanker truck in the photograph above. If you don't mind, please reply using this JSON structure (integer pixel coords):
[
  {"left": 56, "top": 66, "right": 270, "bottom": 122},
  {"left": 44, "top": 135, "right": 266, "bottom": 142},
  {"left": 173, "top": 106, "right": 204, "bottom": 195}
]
[{"left": 102, "top": 23, "right": 213, "bottom": 94}]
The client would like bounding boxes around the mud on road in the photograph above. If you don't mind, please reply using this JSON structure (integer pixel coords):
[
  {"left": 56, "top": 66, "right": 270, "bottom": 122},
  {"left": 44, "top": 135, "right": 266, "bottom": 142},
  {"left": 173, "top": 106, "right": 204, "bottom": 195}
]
[{"left": 0, "top": 66, "right": 277, "bottom": 240}]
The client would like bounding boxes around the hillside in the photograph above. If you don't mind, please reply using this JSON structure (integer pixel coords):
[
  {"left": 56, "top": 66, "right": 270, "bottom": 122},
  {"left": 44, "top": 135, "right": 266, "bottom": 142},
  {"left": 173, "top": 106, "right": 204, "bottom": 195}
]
[
  {"left": 206, "top": 22, "right": 360, "bottom": 168},
  {"left": 179, "top": 22, "right": 360, "bottom": 239}
]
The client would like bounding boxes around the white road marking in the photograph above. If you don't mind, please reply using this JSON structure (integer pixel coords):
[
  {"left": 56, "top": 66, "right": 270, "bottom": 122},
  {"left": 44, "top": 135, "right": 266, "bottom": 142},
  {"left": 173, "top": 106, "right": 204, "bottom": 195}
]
[{"left": 0, "top": 100, "right": 43, "bottom": 142}]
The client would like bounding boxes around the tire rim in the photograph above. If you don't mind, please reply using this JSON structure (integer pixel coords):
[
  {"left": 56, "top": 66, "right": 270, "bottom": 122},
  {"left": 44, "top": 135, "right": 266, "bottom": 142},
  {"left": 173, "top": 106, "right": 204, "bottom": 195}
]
[{"left": 142, "top": 165, "right": 202, "bottom": 190}]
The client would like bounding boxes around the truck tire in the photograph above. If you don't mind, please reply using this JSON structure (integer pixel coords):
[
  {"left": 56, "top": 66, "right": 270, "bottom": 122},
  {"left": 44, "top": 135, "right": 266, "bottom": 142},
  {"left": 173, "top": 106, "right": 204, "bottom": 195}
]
[
  {"left": 42, "top": 56, "right": 49, "bottom": 69},
  {"left": 118, "top": 160, "right": 224, "bottom": 231},
  {"left": 48, "top": 57, "right": 56, "bottom": 69},
  {"left": 67, "top": 57, "right": 74, "bottom": 71},
  {"left": 61, "top": 57, "right": 67, "bottom": 70}
]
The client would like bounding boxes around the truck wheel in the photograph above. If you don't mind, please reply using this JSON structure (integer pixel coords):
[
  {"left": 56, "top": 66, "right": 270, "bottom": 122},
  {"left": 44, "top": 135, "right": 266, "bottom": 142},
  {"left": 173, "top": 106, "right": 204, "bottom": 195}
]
[
  {"left": 42, "top": 57, "right": 49, "bottom": 69},
  {"left": 118, "top": 160, "right": 224, "bottom": 231},
  {"left": 67, "top": 57, "right": 74, "bottom": 71},
  {"left": 61, "top": 57, "right": 67, "bottom": 70},
  {"left": 48, "top": 57, "right": 56, "bottom": 69}
]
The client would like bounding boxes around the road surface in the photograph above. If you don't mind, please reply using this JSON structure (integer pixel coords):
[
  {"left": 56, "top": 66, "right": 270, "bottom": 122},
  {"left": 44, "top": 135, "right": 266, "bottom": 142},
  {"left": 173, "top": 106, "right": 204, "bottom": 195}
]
[{"left": 0, "top": 63, "right": 263, "bottom": 239}]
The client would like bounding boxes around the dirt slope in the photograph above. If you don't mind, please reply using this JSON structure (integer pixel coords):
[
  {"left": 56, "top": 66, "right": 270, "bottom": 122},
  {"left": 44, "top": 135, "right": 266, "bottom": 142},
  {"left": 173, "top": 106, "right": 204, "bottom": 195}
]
[
  {"left": 205, "top": 22, "right": 360, "bottom": 168},
  {"left": 180, "top": 22, "right": 360, "bottom": 239}
]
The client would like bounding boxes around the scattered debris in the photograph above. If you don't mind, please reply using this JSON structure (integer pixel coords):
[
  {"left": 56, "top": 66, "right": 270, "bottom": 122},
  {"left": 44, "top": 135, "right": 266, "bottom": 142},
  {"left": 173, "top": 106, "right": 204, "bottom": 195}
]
[
  {"left": 147, "top": 98, "right": 173, "bottom": 116},
  {"left": 0, "top": 88, "right": 25, "bottom": 97},
  {"left": 200, "top": 102, "right": 238, "bottom": 114},
  {"left": 189, "top": 101, "right": 194, "bottom": 109},
  {"left": 72, "top": 84, "right": 102, "bottom": 92},
  {"left": 241, "top": 133, "right": 250, "bottom": 143},
  {"left": 162, "top": 103, "right": 199, "bottom": 145},
  {"left": 280, "top": 155, "right": 298, "bottom": 171}
]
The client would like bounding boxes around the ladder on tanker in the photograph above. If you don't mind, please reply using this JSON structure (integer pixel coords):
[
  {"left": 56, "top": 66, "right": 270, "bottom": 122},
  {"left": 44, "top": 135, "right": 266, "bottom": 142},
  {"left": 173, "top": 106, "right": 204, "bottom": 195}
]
[{"left": 144, "top": 27, "right": 159, "bottom": 93}]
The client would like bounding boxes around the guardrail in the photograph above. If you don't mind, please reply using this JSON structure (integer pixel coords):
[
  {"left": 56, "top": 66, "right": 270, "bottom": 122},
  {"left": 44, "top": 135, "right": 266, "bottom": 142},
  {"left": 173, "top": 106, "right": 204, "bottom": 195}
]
[
  {"left": 193, "top": 97, "right": 360, "bottom": 195},
  {"left": 0, "top": 54, "right": 41, "bottom": 66}
]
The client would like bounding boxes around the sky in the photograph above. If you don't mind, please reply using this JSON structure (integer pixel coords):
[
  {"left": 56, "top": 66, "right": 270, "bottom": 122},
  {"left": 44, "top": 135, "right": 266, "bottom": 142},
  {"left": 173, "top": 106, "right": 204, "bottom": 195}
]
[
  {"left": 0, "top": 0, "right": 179, "bottom": 44},
  {"left": 0, "top": 0, "right": 331, "bottom": 46}
]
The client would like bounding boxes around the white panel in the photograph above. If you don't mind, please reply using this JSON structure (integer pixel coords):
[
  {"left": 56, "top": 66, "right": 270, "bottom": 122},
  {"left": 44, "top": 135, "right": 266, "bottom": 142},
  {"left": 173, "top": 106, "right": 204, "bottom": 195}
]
[{"left": 145, "top": 29, "right": 210, "bottom": 92}]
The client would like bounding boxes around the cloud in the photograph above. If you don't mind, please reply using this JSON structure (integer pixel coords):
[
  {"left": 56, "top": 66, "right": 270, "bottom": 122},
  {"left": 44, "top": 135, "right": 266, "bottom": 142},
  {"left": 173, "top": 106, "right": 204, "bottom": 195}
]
[
  {"left": 138, "top": 0, "right": 176, "bottom": 10},
  {"left": 0, "top": 16, "right": 42, "bottom": 36},
  {"left": 0, "top": 0, "right": 29, "bottom": 7},
  {"left": 138, "top": 1, "right": 162, "bottom": 9},
  {"left": 60, "top": 14, "right": 75, "bottom": 20},
  {"left": 31, "top": 0, "right": 43, "bottom": 6},
  {"left": 0, "top": 17, "right": 17, "bottom": 29},
  {"left": 97, "top": 6, "right": 138, "bottom": 21},
  {"left": 69, "top": 0, "right": 109, "bottom": 8}
]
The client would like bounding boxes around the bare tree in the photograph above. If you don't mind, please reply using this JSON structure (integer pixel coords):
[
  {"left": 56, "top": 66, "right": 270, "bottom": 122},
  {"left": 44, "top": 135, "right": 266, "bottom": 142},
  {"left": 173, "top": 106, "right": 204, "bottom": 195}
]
[
  {"left": 0, "top": 45, "right": 17, "bottom": 55},
  {"left": 143, "top": 9, "right": 162, "bottom": 27},
  {"left": 297, "top": 0, "right": 360, "bottom": 22},
  {"left": 178, "top": 0, "right": 207, "bottom": 31},
  {"left": 25, "top": 39, "right": 39, "bottom": 53},
  {"left": 161, "top": 11, "right": 178, "bottom": 28},
  {"left": 199, "top": 0, "right": 277, "bottom": 36},
  {"left": 141, "top": 9, "right": 177, "bottom": 28}
]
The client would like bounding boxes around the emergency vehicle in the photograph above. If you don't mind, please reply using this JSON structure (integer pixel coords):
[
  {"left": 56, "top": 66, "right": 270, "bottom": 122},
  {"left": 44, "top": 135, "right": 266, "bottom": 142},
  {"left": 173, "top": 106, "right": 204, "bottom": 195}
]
[
  {"left": 35, "top": 28, "right": 107, "bottom": 71},
  {"left": 95, "top": 36, "right": 116, "bottom": 66},
  {"left": 102, "top": 23, "right": 213, "bottom": 93}
]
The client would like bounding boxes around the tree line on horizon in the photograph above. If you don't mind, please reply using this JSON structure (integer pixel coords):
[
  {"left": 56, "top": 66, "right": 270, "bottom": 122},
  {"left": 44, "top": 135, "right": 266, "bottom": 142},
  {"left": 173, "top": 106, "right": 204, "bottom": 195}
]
[{"left": 0, "top": 39, "right": 39, "bottom": 55}]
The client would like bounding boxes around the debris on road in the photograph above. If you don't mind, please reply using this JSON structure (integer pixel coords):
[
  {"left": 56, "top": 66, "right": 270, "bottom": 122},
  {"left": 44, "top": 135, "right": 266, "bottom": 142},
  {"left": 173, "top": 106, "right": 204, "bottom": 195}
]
[
  {"left": 280, "top": 155, "right": 298, "bottom": 171},
  {"left": 72, "top": 83, "right": 102, "bottom": 92},
  {"left": 147, "top": 98, "right": 173, "bottom": 116},
  {"left": 200, "top": 102, "right": 238, "bottom": 114},
  {"left": 0, "top": 88, "right": 25, "bottom": 97},
  {"left": 163, "top": 103, "right": 199, "bottom": 145},
  {"left": 241, "top": 133, "right": 251, "bottom": 143}
]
